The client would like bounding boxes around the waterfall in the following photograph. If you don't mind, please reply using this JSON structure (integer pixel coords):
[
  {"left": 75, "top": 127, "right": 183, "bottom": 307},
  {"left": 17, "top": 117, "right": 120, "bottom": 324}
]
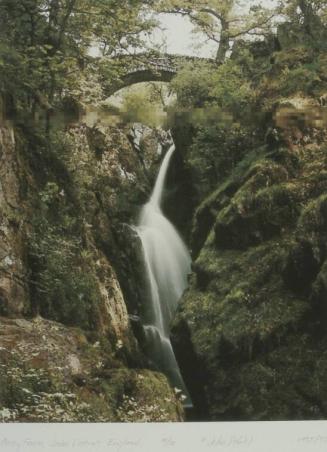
[{"left": 135, "top": 140, "right": 192, "bottom": 406}]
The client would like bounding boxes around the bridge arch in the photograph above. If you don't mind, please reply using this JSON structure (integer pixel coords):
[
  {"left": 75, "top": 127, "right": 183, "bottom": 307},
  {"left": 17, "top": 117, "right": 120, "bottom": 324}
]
[{"left": 102, "top": 53, "right": 214, "bottom": 97}]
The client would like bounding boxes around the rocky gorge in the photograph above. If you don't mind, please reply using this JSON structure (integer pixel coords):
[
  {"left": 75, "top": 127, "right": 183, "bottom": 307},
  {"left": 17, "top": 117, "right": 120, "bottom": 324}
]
[
  {"left": 0, "top": 117, "right": 184, "bottom": 422},
  {"left": 172, "top": 108, "right": 327, "bottom": 420},
  {"left": 0, "top": 0, "right": 327, "bottom": 424}
]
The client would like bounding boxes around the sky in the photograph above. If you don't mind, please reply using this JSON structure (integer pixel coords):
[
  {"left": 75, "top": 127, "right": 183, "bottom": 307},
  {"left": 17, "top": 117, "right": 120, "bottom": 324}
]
[{"left": 150, "top": 0, "right": 279, "bottom": 57}]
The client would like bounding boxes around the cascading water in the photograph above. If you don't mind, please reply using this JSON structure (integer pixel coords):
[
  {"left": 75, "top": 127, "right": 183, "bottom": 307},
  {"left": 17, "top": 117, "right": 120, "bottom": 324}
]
[{"left": 135, "top": 138, "right": 192, "bottom": 406}]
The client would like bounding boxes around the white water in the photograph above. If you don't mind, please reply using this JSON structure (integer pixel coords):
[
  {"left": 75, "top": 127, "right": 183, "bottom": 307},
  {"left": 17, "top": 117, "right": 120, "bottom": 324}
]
[{"left": 135, "top": 142, "right": 192, "bottom": 405}]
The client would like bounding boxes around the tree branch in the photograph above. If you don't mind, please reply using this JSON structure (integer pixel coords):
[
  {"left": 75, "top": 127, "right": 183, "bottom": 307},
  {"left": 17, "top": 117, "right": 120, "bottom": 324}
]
[
  {"left": 229, "top": 12, "right": 278, "bottom": 39},
  {"left": 56, "top": 0, "right": 77, "bottom": 49}
]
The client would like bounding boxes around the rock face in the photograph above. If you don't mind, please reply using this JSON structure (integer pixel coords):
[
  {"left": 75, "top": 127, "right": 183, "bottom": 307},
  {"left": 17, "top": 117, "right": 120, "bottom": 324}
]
[
  {"left": 173, "top": 102, "right": 327, "bottom": 420},
  {"left": 0, "top": 123, "right": 29, "bottom": 317},
  {"left": 0, "top": 316, "right": 182, "bottom": 422},
  {"left": 0, "top": 116, "right": 183, "bottom": 422}
]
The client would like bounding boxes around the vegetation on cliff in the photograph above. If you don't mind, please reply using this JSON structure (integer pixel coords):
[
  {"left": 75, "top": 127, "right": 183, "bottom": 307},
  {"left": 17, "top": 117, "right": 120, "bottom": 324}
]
[{"left": 167, "top": 0, "right": 327, "bottom": 420}]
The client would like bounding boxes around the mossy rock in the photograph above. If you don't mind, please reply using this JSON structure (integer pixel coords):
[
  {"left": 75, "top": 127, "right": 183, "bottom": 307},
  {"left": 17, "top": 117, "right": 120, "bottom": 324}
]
[
  {"left": 176, "top": 136, "right": 327, "bottom": 420},
  {"left": 283, "top": 194, "right": 327, "bottom": 295},
  {"left": 214, "top": 173, "right": 298, "bottom": 250},
  {"left": 0, "top": 317, "right": 182, "bottom": 422}
]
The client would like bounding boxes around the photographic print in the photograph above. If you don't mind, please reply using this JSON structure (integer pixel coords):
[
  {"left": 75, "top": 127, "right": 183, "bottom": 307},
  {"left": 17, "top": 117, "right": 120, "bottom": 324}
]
[{"left": 0, "top": 0, "right": 327, "bottom": 434}]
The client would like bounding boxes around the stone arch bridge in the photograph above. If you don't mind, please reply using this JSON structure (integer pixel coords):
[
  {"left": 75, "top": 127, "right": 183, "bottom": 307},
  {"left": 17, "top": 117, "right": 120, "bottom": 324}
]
[{"left": 101, "top": 52, "right": 214, "bottom": 97}]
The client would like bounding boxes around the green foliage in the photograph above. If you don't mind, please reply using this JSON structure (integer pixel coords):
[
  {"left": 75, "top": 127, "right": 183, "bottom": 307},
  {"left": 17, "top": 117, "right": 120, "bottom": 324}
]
[
  {"left": 267, "top": 46, "right": 322, "bottom": 97},
  {"left": 171, "top": 62, "right": 214, "bottom": 109},
  {"left": 28, "top": 181, "right": 100, "bottom": 330},
  {"left": 119, "top": 85, "right": 167, "bottom": 127},
  {"left": 188, "top": 124, "right": 251, "bottom": 197},
  {"left": 0, "top": 0, "right": 155, "bottom": 120},
  {"left": 172, "top": 58, "right": 255, "bottom": 118},
  {"left": 209, "top": 60, "right": 255, "bottom": 115},
  {"left": 282, "top": 0, "right": 327, "bottom": 41},
  {"left": 257, "top": 46, "right": 326, "bottom": 108},
  {"left": 279, "top": 65, "right": 321, "bottom": 96},
  {"left": 170, "top": 57, "right": 257, "bottom": 199}
]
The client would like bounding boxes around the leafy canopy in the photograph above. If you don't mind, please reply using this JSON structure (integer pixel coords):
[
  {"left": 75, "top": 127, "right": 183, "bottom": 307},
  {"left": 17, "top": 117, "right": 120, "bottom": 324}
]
[{"left": 0, "top": 0, "right": 155, "bottom": 117}]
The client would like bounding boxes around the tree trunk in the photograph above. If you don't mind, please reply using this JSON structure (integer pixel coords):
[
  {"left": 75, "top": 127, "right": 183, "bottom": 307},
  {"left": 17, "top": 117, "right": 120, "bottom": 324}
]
[{"left": 216, "top": 18, "right": 230, "bottom": 63}]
